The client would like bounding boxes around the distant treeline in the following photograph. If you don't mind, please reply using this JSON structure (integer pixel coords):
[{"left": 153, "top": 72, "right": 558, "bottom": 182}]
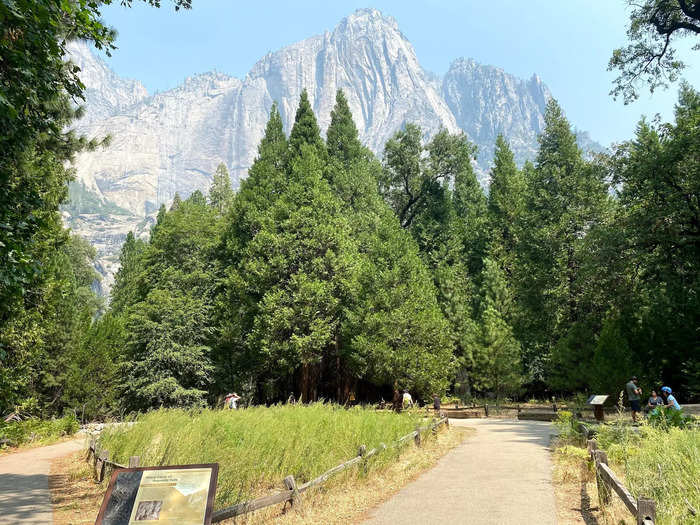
[{"left": 2, "top": 86, "right": 698, "bottom": 418}]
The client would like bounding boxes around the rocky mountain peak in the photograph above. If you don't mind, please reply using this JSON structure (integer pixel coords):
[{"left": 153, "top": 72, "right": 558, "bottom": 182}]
[
  {"left": 335, "top": 8, "right": 402, "bottom": 38},
  {"left": 64, "top": 9, "right": 601, "bottom": 296},
  {"left": 66, "top": 41, "right": 148, "bottom": 126}
]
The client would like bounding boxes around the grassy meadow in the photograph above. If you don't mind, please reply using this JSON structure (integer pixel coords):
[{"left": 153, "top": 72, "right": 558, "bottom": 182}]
[{"left": 98, "top": 404, "right": 428, "bottom": 508}]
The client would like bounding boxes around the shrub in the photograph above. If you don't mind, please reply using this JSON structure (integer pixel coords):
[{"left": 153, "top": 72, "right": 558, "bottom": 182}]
[
  {"left": 648, "top": 406, "right": 693, "bottom": 429},
  {"left": 0, "top": 414, "right": 79, "bottom": 447}
]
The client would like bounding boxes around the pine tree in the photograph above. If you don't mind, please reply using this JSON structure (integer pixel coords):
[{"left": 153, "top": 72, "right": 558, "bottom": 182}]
[
  {"left": 288, "top": 89, "right": 326, "bottom": 163},
  {"left": 472, "top": 258, "right": 522, "bottom": 400},
  {"left": 111, "top": 231, "right": 147, "bottom": 315},
  {"left": 326, "top": 90, "right": 362, "bottom": 165},
  {"left": 120, "top": 195, "right": 220, "bottom": 410},
  {"left": 517, "top": 99, "right": 609, "bottom": 388},
  {"left": 221, "top": 103, "right": 289, "bottom": 258},
  {"left": 241, "top": 144, "right": 359, "bottom": 401},
  {"left": 208, "top": 163, "right": 233, "bottom": 215},
  {"left": 326, "top": 90, "right": 382, "bottom": 211},
  {"left": 488, "top": 135, "right": 526, "bottom": 266}
]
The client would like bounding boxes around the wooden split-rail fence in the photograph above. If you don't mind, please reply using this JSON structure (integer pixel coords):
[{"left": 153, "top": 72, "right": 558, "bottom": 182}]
[
  {"left": 586, "top": 438, "right": 656, "bottom": 525},
  {"left": 86, "top": 416, "right": 449, "bottom": 522}
]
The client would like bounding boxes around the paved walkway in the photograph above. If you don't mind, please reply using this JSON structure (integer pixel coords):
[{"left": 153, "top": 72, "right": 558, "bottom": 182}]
[
  {"left": 0, "top": 438, "right": 85, "bottom": 524},
  {"left": 362, "top": 418, "right": 557, "bottom": 525}
]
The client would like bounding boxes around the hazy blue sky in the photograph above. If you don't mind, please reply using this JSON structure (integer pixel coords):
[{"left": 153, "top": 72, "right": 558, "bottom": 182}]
[{"left": 99, "top": 0, "right": 700, "bottom": 146}]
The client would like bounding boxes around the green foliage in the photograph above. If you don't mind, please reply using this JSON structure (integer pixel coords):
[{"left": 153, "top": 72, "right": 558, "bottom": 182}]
[
  {"left": 98, "top": 405, "right": 423, "bottom": 507},
  {"left": 516, "top": 99, "right": 610, "bottom": 387},
  {"left": 0, "top": 0, "right": 187, "bottom": 327},
  {"left": 217, "top": 93, "right": 454, "bottom": 403},
  {"left": 0, "top": 414, "right": 79, "bottom": 448},
  {"left": 288, "top": 89, "right": 326, "bottom": 163},
  {"left": 0, "top": 235, "right": 102, "bottom": 415},
  {"left": 609, "top": 1, "right": 700, "bottom": 103},
  {"left": 114, "top": 193, "right": 221, "bottom": 411},
  {"left": 471, "top": 258, "right": 522, "bottom": 399},
  {"left": 64, "top": 313, "right": 126, "bottom": 421},
  {"left": 326, "top": 89, "right": 363, "bottom": 166},
  {"left": 648, "top": 406, "right": 694, "bottom": 429},
  {"left": 208, "top": 163, "right": 234, "bottom": 215}
]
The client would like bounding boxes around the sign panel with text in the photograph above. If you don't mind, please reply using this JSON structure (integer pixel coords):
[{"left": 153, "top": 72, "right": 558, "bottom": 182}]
[{"left": 95, "top": 464, "right": 218, "bottom": 525}]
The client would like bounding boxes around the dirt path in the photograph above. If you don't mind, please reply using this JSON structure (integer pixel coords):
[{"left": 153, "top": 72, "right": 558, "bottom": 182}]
[
  {"left": 0, "top": 438, "right": 85, "bottom": 524},
  {"left": 362, "top": 418, "right": 557, "bottom": 525}
]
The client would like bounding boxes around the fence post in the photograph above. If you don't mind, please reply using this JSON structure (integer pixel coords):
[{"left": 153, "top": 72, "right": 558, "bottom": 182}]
[
  {"left": 594, "top": 450, "right": 610, "bottom": 506},
  {"left": 587, "top": 439, "right": 598, "bottom": 461},
  {"left": 484, "top": 404, "right": 489, "bottom": 417},
  {"left": 636, "top": 498, "right": 656, "bottom": 525},
  {"left": 552, "top": 396, "right": 558, "bottom": 413},
  {"left": 129, "top": 456, "right": 141, "bottom": 468},
  {"left": 414, "top": 425, "right": 421, "bottom": 447},
  {"left": 283, "top": 475, "right": 302, "bottom": 511},
  {"left": 97, "top": 451, "right": 109, "bottom": 482},
  {"left": 86, "top": 437, "right": 95, "bottom": 462}
]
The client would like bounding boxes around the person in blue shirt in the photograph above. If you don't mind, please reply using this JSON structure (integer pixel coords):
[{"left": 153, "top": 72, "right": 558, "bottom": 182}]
[{"left": 660, "top": 386, "right": 681, "bottom": 410}]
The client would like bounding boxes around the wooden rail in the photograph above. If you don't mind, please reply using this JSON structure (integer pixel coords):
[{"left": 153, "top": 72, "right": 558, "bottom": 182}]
[
  {"left": 587, "top": 439, "right": 656, "bottom": 525},
  {"left": 86, "top": 417, "right": 448, "bottom": 522}
]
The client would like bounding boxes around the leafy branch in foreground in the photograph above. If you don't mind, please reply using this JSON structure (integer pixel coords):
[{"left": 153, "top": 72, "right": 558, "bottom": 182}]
[{"left": 609, "top": 0, "right": 700, "bottom": 103}]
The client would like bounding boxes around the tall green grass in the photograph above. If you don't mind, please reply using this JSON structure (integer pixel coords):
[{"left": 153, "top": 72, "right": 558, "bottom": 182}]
[
  {"left": 98, "top": 404, "right": 424, "bottom": 508},
  {"left": 596, "top": 423, "right": 700, "bottom": 524}
]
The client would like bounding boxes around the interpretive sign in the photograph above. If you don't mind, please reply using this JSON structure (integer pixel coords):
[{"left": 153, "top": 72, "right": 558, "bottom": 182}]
[
  {"left": 587, "top": 395, "right": 609, "bottom": 405},
  {"left": 95, "top": 464, "right": 218, "bottom": 525}
]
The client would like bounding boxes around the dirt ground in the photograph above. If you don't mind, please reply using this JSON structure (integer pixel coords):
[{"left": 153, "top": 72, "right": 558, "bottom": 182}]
[
  {"left": 49, "top": 426, "right": 472, "bottom": 525},
  {"left": 50, "top": 452, "right": 105, "bottom": 525}
]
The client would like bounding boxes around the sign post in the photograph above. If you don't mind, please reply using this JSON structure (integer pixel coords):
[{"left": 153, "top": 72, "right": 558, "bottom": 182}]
[
  {"left": 95, "top": 464, "right": 218, "bottom": 525},
  {"left": 587, "top": 395, "right": 609, "bottom": 422}
]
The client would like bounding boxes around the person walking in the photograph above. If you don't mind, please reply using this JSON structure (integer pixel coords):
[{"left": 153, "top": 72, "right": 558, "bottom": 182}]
[
  {"left": 626, "top": 376, "right": 642, "bottom": 422},
  {"left": 660, "top": 386, "right": 681, "bottom": 410}
]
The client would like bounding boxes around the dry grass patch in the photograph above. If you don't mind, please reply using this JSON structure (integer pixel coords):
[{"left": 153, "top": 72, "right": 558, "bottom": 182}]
[{"left": 50, "top": 451, "right": 105, "bottom": 525}]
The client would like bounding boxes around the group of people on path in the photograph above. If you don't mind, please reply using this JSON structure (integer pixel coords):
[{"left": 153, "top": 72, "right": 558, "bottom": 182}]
[{"left": 626, "top": 376, "right": 681, "bottom": 422}]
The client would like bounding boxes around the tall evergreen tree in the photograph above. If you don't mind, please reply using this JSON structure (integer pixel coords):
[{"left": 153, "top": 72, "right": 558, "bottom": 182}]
[
  {"left": 119, "top": 193, "right": 220, "bottom": 410},
  {"left": 472, "top": 258, "right": 523, "bottom": 400},
  {"left": 488, "top": 135, "right": 526, "bottom": 274},
  {"left": 288, "top": 89, "right": 326, "bottom": 163},
  {"left": 516, "top": 99, "right": 609, "bottom": 388},
  {"left": 208, "top": 163, "right": 234, "bottom": 215},
  {"left": 326, "top": 90, "right": 362, "bottom": 166}
]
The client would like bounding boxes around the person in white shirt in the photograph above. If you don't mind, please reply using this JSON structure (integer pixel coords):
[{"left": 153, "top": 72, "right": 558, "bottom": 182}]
[
  {"left": 224, "top": 392, "right": 241, "bottom": 409},
  {"left": 402, "top": 390, "right": 413, "bottom": 409}
]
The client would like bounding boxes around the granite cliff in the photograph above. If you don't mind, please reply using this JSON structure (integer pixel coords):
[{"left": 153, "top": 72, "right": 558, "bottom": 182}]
[{"left": 64, "top": 8, "right": 600, "bottom": 294}]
